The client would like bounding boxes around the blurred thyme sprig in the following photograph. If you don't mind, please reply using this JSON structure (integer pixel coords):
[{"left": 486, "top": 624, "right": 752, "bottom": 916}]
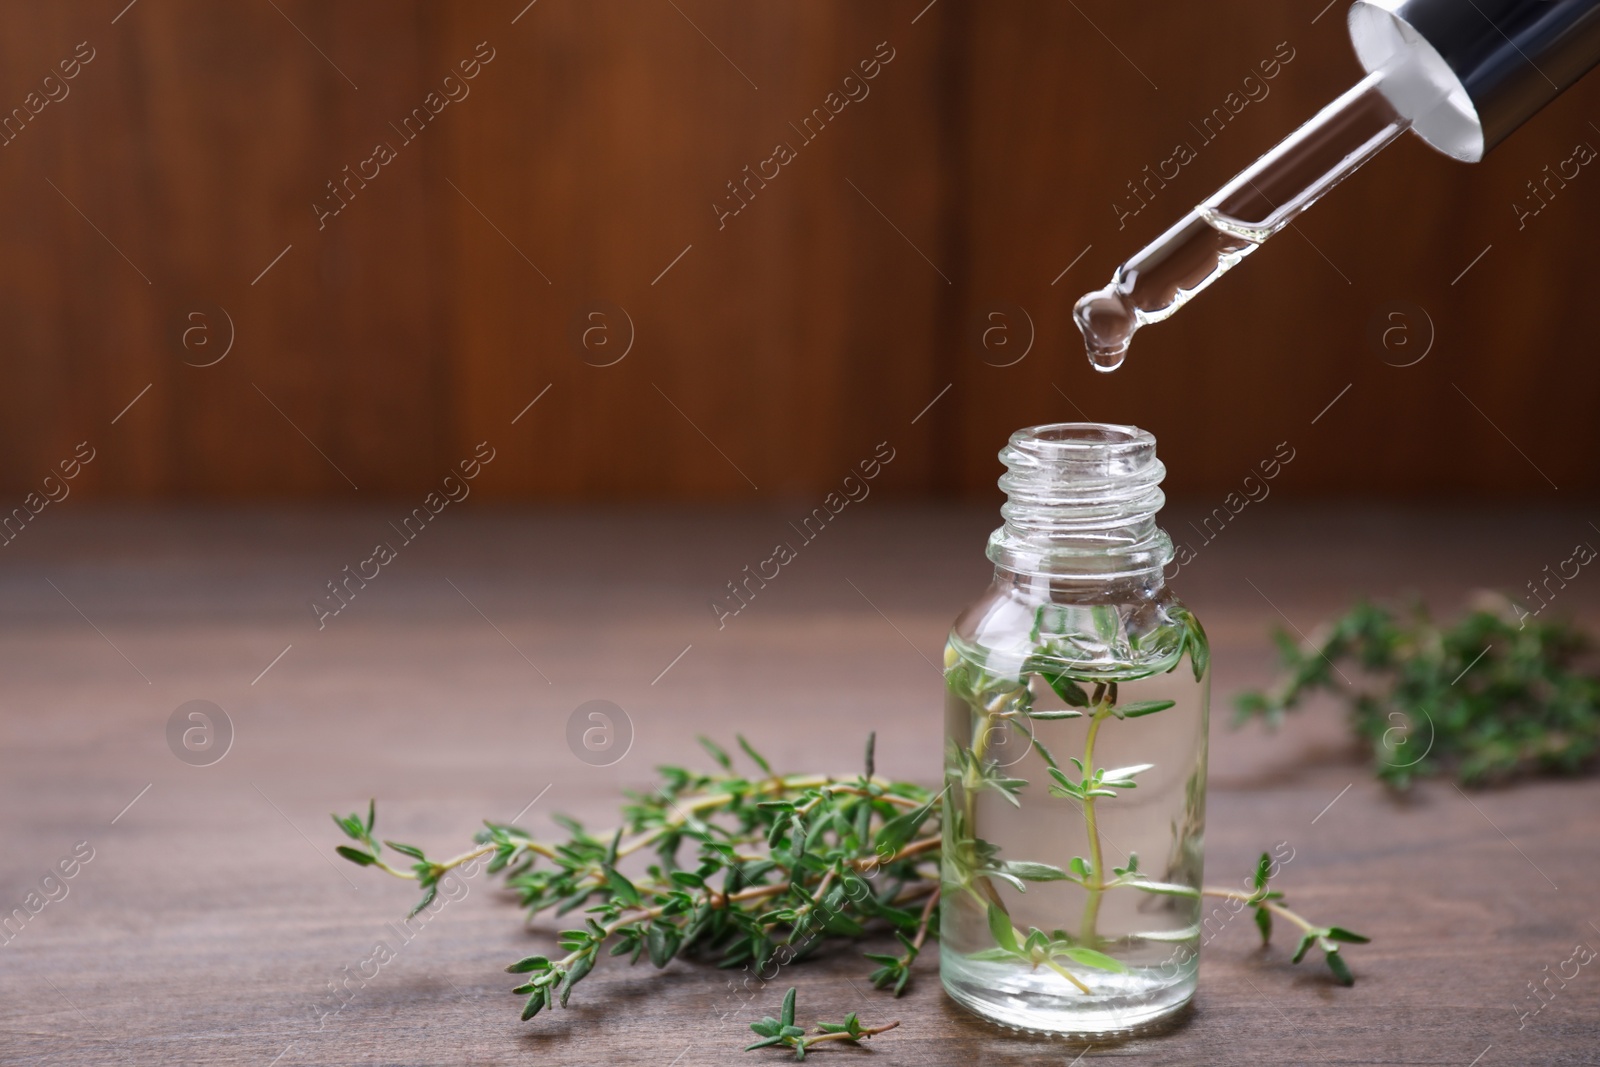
[
  {"left": 333, "top": 732, "right": 1367, "bottom": 1037},
  {"left": 1235, "top": 597, "right": 1600, "bottom": 787}
]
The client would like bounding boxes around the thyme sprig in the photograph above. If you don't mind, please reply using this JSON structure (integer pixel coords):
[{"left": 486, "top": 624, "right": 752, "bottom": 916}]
[
  {"left": 745, "top": 987, "right": 899, "bottom": 1060},
  {"left": 1224, "top": 851, "right": 1369, "bottom": 986},
  {"left": 1236, "top": 597, "right": 1600, "bottom": 786}
]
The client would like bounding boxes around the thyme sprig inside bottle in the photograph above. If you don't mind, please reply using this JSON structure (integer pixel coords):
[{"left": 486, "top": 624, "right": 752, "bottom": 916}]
[{"left": 941, "top": 423, "right": 1209, "bottom": 1035}]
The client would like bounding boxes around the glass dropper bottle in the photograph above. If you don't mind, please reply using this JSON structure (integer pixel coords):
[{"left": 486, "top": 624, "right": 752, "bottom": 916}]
[{"left": 1074, "top": 0, "right": 1600, "bottom": 371}]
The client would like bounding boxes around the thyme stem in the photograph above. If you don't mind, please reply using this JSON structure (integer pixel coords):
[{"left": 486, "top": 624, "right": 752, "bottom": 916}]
[
  {"left": 909, "top": 886, "right": 941, "bottom": 953},
  {"left": 1199, "top": 887, "right": 1319, "bottom": 933},
  {"left": 1077, "top": 683, "right": 1115, "bottom": 945},
  {"left": 803, "top": 1021, "right": 901, "bottom": 1044}
]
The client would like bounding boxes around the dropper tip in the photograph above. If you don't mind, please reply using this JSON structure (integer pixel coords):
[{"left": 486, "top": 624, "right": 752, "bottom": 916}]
[{"left": 1073, "top": 287, "right": 1135, "bottom": 373}]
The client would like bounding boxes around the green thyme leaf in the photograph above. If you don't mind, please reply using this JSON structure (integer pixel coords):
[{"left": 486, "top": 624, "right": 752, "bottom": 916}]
[
  {"left": 1118, "top": 700, "right": 1176, "bottom": 718},
  {"left": 1040, "top": 672, "right": 1091, "bottom": 707},
  {"left": 1059, "top": 946, "right": 1129, "bottom": 973},
  {"left": 997, "top": 860, "right": 1071, "bottom": 882},
  {"left": 697, "top": 736, "right": 734, "bottom": 772},
  {"left": 1254, "top": 905, "right": 1272, "bottom": 945},
  {"left": 738, "top": 734, "right": 774, "bottom": 777},
  {"left": 1325, "top": 948, "right": 1354, "bottom": 986},
  {"left": 987, "top": 903, "right": 1020, "bottom": 954},
  {"left": 506, "top": 955, "right": 550, "bottom": 974},
  {"left": 601, "top": 866, "right": 641, "bottom": 906}
]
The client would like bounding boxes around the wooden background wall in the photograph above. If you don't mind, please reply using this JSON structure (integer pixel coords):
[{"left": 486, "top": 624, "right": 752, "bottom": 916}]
[{"left": 0, "top": 0, "right": 1595, "bottom": 501}]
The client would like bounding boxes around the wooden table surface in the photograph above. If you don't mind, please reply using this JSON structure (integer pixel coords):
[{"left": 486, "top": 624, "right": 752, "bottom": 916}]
[{"left": 2, "top": 504, "right": 1598, "bottom": 1066}]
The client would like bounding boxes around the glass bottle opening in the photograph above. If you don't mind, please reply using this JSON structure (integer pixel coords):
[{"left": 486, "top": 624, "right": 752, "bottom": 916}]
[{"left": 989, "top": 422, "right": 1173, "bottom": 584}]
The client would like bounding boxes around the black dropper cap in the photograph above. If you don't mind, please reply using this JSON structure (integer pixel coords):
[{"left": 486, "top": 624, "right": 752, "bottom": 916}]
[{"left": 1349, "top": 0, "right": 1600, "bottom": 161}]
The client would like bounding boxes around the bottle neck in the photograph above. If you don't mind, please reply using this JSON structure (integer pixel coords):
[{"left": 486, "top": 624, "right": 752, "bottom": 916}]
[{"left": 985, "top": 422, "right": 1174, "bottom": 596}]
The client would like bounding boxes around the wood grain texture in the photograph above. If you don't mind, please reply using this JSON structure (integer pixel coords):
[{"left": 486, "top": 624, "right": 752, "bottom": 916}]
[
  {"left": 0, "top": 0, "right": 1597, "bottom": 500},
  {"left": 1, "top": 504, "right": 1597, "bottom": 1065},
  {"left": 444, "top": 3, "right": 953, "bottom": 499}
]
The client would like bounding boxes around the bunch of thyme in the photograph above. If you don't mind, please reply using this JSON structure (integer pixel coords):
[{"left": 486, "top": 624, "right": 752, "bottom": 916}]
[
  {"left": 333, "top": 732, "right": 1365, "bottom": 1044},
  {"left": 1236, "top": 598, "right": 1600, "bottom": 787},
  {"left": 336, "top": 734, "right": 942, "bottom": 1023}
]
